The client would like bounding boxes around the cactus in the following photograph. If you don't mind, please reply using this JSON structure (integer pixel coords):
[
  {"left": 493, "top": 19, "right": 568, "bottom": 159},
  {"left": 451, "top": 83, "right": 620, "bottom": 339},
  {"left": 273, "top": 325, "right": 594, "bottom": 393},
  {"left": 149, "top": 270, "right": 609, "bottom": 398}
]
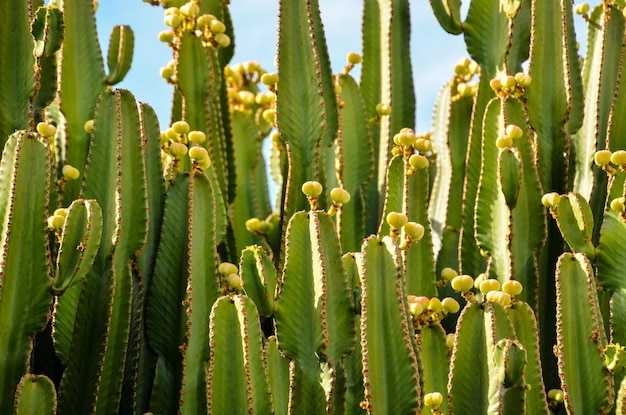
[{"left": 3, "top": 0, "right": 626, "bottom": 414}]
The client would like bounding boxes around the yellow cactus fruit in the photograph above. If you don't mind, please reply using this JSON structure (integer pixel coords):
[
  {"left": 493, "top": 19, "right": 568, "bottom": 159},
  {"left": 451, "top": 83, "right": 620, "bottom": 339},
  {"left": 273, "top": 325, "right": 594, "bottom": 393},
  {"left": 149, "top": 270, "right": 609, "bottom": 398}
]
[
  {"left": 610, "top": 197, "right": 625, "bottom": 213},
  {"left": 214, "top": 33, "right": 231, "bottom": 48},
  {"left": 505, "top": 124, "right": 523, "bottom": 140},
  {"left": 261, "top": 72, "right": 279, "bottom": 86},
  {"left": 424, "top": 392, "right": 443, "bottom": 409},
  {"left": 474, "top": 273, "right": 486, "bottom": 289},
  {"left": 164, "top": 7, "right": 180, "bottom": 16},
  {"left": 164, "top": 14, "right": 182, "bottom": 28},
  {"left": 375, "top": 102, "right": 391, "bottom": 116},
  {"left": 404, "top": 222, "right": 425, "bottom": 241},
  {"left": 36, "top": 122, "right": 57, "bottom": 137},
  {"left": 179, "top": 1, "right": 199, "bottom": 17},
  {"left": 188, "top": 130, "right": 206, "bottom": 144},
  {"left": 610, "top": 150, "right": 626, "bottom": 166},
  {"left": 489, "top": 78, "right": 502, "bottom": 91},
  {"left": 209, "top": 20, "right": 226, "bottom": 34},
  {"left": 347, "top": 52, "right": 362, "bottom": 64},
  {"left": 445, "top": 333, "right": 455, "bottom": 349},
  {"left": 541, "top": 192, "right": 561, "bottom": 208},
  {"left": 451, "top": 274, "right": 474, "bottom": 293},
  {"left": 479, "top": 279, "right": 501, "bottom": 294},
  {"left": 574, "top": 2, "right": 590, "bottom": 15},
  {"left": 164, "top": 128, "right": 178, "bottom": 141},
  {"left": 83, "top": 119, "right": 95, "bottom": 134},
  {"left": 47, "top": 214, "right": 65, "bottom": 230},
  {"left": 169, "top": 142, "right": 188, "bottom": 158},
  {"left": 54, "top": 208, "right": 69, "bottom": 218},
  {"left": 442, "top": 297, "right": 460, "bottom": 314},
  {"left": 171, "top": 120, "right": 190, "bottom": 135},
  {"left": 330, "top": 187, "right": 351, "bottom": 204},
  {"left": 440, "top": 267, "right": 458, "bottom": 282},
  {"left": 409, "top": 154, "right": 429, "bottom": 170},
  {"left": 188, "top": 146, "right": 210, "bottom": 169},
  {"left": 160, "top": 66, "right": 175, "bottom": 80},
  {"left": 486, "top": 290, "right": 512, "bottom": 307},
  {"left": 394, "top": 129, "right": 416, "bottom": 147},
  {"left": 245, "top": 217, "right": 262, "bottom": 233},
  {"left": 502, "top": 75, "right": 516, "bottom": 89},
  {"left": 594, "top": 150, "right": 612, "bottom": 166},
  {"left": 238, "top": 90, "right": 256, "bottom": 106},
  {"left": 262, "top": 109, "right": 276, "bottom": 124},
  {"left": 409, "top": 301, "right": 423, "bottom": 318},
  {"left": 514, "top": 72, "right": 532, "bottom": 87},
  {"left": 158, "top": 30, "right": 175, "bottom": 43},
  {"left": 496, "top": 135, "right": 513, "bottom": 149},
  {"left": 257, "top": 220, "right": 273, "bottom": 234},
  {"left": 227, "top": 274, "right": 243, "bottom": 291},
  {"left": 548, "top": 389, "right": 564, "bottom": 403},
  {"left": 218, "top": 262, "right": 238, "bottom": 276},
  {"left": 62, "top": 165, "right": 80, "bottom": 181},
  {"left": 386, "top": 211, "right": 408, "bottom": 229},
  {"left": 197, "top": 14, "right": 216, "bottom": 27},
  {"left": 302, "top": 181, "right": 323, "bottom": 198},
  {"left": 428, "top": 297, "right": 444, "bottom": 313},
  {"left": 502, "top": 280, "right": 523, "bottom": 296}
]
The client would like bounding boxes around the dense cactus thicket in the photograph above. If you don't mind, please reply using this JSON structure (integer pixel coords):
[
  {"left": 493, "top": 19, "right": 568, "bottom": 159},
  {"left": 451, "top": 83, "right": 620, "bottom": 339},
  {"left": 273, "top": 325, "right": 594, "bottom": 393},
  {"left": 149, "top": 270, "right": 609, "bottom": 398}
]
[{"left": 3, "top": 0, "right": 626, "bottom": 414}]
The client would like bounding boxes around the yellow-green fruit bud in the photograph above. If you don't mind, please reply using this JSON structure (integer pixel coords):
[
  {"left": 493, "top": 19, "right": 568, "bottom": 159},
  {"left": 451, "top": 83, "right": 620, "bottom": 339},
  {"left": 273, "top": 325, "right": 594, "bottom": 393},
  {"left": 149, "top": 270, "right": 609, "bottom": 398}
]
[
  {"left": 428, "top": 297, "right": 444, "bottom": 313},
  {"left": 395, "top": 130, "right": 416, "bottom": 147},
  {"left": 165, "top": 128, "right": 178, "bottom": 141},
  {"left": 171, "top": 120, "right": 190, "bottom": 135},
  {"left": 502, "top": 280, "right": 523, "bottom": 296},
  {"left": 386, "top": 211, "right": 408, "bottom": 229},
  {"left": 302, "top": 181, "right": 323, "bottom": 198},
  {"left": 54, "top": 208, "right": 68, "bottom": 218},
  {"left": 514, "top": 72, "right": 532, "bottom": 87},
  {"left": 440, "top": 267, "right": 458, "bottom": 282},
  {"left": 262, "top": 109, "right": 276, "bottom": 124},
  {"left": 505, "top": 124, "right": 523, "bottom": 140},
  {"left": 188, "top": 130, "right": 206, "bottom": 144},
  {"left": 409, "top": 301, "right": 423, "bottom": 317},
  {"left": 415, "top": 296, "right": 430, "bottom": 308},
  {"left": 164, "top": 7, "right": 180, "bottom": 16},
  {"left": 489, "top": 78, "right": 502, "bottom": 91},
  {"left": 84, "top": 119, "right": 95, "bottom": 134},
  {"left": 376, "top": 102, "right": 391, "bottom": 116},
  {"left": 424, "top": 392, "right": 443, "bottom": 409},
  {"left": 218, "top": 261, "right": 238, "bottom": 276},
  {"left": 169, "top": 142, "right": 188, "bottom": 157},
  {"left": 594, "top": 150, "right": 612, "bottom": 166},
  {"left": 548, "top": 389, "right": 564, "bottom": 403},
  {"left": 158, "top": 30, "right": 175, "bottom": 43},
  {"left": 610, "top": 150, "right": 626, "bottom": 166},
  {"left": 610, "top": 197, "right": 625, "bottom": 213},
  {"left": 47, "top": 214, "right": 65, "bottom": 230},
  {"left": 445, "top": 333, "right": 455, "bottom": 349},
  {"left": 409, "top": 154, "right": 429, "bottom": 170},
  {"left": 164, "top": 14, "right": 182, "bottom": 28},
  {"left": 180, "top": 1, "right": 199, "bottom": 17},
  {"left": 261, "top": 72, "right": 279, "bottom": 85},
  {"left": 189, "top": 146, "right": 209, "bottom": 165},
  {"left": 496, "top": 135, "right": 513, "bottom": 149},
  {"left": 442, "top": 297, "right": 460, "bottom": 314},
  {"left": 256, "top": 92, "right": 272, "bottom": 105},
  {"left": 486, "top": 290, "right": 512, "bottom": 307},
  {"left": 238, "top": 90, "right": 256, "bottom": 105},
  {"left": 574, "top": 2, "right": 590, "bottom": 15},
  {"left": 503, "top": 75, "right": 516, "bottom": 89},
  {"left": 210, "top": 20, "right": 226, "bottom": 34},
  {"left": 62, "top": 165, "right": 80, "bottom": 181},
  {"left": 245, "top": 217, "right": 261, "bottom": 233},
  {"left": 404, "top": 222, "right": 425, "bottom": 241},
  {"left": 197, "top": 14, "right": 216, "bottom": 27},
  {"left": 36, "top": 122, "right": 57, "bottom": 137},
  {"left": 214, "top": 33, "right": 231, "bottom": 48},
  {"left": 330, "top": 187, "right": 351, "bottom": 204},
  {"left": 347, "top": 52, "right": 362, "bottom": 64},
  {"left": 541, "top": 192, "right": 561, "bottom": 208},
  {"left": 451, "top": 275, "right": 474, "bottom": 292},
  {"left": 257, "top": 220, "right": 273, "bottom": 234},
  {"left": 227, "top": 273, "right": 243, "bottom": 291},
  {"left": 474, "top": 273, "right": 486, "bottom": 289},
  {"left": 160, "top": 66, "right": 175, "bottom": 79},
  {"left": 479, "top": 279, "right": 501, "bottom": 294}
]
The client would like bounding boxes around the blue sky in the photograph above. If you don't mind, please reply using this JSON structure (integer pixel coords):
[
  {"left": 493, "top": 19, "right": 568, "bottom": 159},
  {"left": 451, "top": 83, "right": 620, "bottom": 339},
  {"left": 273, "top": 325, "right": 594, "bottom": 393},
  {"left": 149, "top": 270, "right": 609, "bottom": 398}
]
[{"left": 96, "top": 1, "right": 470, "bottom": 132}]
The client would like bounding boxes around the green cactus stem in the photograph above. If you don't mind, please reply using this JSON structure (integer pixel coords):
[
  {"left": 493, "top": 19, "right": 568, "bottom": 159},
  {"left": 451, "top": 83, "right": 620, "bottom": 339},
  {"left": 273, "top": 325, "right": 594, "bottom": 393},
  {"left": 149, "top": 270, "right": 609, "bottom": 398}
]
[{"left": 13, "top": 374, "right": 57, "bottom": 415}]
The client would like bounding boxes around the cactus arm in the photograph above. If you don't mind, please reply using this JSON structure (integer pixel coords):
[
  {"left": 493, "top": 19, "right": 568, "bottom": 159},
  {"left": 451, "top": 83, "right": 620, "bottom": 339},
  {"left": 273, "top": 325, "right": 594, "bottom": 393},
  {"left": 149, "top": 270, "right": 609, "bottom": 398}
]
[
  {"left": 335, "top": 74, "right": 374, "bottom": 253},
  {"left": 239, "top": 245, "right": 276, "bottom": 318},
  {"left": 618, "top": 375, "right": 626, "bottom": 414},
  {"left": 555, "top": 252, "right": 613, "bottom": 414},
  {"left": 52, "top": 199, "right": 102, "bottom": 294},
  {"left": 0, "top": 132, "right": 52, "bottom": 414},
  {"left": 553, "top": 192, "right": 596, "bottom": 259},
  {"left": 418, "top": 323, "right": 450, "bottom": 415},
  {"left": 58, "top": 0, "right": 106, "bottom": 202},
  {"left": 105, "top": 25, "right": 134, "bottom": 86},
  {"left": 606, "top": 30, "right": 626, "bottom": 154},
  {"left": 13, "top": 374, "right": 56, "bottom": 415},
  {"left": 377, "top": 155, "right": 404, "bottom": 236},
  {"left": 429, "top": 0, "right": 462, "bottom": 34},
  {"left": 0, "top": 1, "right": 34, "bottom": 144},
  {"left": 493, "top": 338, "right": 528, "bottom": 415},
  {"left": 596, "top": 210, "right": 626, "bottom": 292},
  {"left": 207, "top": 295, "right": 272, "bottom": 413},
  {"left": 266, "top": 336, "right": 290, "bottom": 415},
  {"left": 507, "top": 302, "right": 550, "bottom": 415},
  {"left": 358, "top": 236, "right": 420, "bottom": 414}
]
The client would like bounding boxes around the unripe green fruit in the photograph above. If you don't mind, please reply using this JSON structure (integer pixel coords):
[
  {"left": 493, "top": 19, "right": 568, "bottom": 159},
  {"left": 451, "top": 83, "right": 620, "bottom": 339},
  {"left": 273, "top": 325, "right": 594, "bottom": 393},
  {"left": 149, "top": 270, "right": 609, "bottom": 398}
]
[
  {"left": 84, "top": 119, "right": 95, "bottom": 134},
  {"left": 62, "top": 165, "right": 80, "bottom": 181},
  {"left": 36, "top": 122, "right": 57, "bottom": 137},
  {"left": 496, "top": 135, "right": 513, "bottom": 149},
  {"left": 451, "top": 275, "right": 473, "bottom": 292},
  {"left": 210, "top": 20, "right": 226, "bottom": 34},
  {"left": 171, "top": 120, "right": 190, "bottom": 135},
  {"left": 218, "top": 262, "right": 238, "bottom": 276},
  {"left": 502, "top": 280, "right": 523, "bottom": 296},
  {"left": 158, "top": 30, "right": 174, "bottom": 43},
  {"left": 169, "top": 142, "right": 188, "bottom": 157},
  {"left": 505, "top": 124, "right": 523, "bottom": 140},
  {"left": 409, "top": 154, "right": 429, "bottom": 170},
  {"left": 47, "top": 214, "right": 65, "bottom": 230},
  {"left": 180, "top": 1, "right": 199, "bottom": 17},
  {"left": 386, "top": 211, "right": 408, "bottom": 229},
  {"left": 261, "top": 72, "right": 279, "bottom": 86},
  {"left": 188, "top": 130, "right": 206, "bottom": 144},
  {"left": 375, "top": 102, "right": 391, "bottom": 116},
  {"left": 227, "top": 274, "right": 243, "bottom": 291},
  {"left": 610, "top": 197, "right": 625, "bottom": 213},
  {"left": 424, "top": 392, "right": 443, "bottom": 409},
  {"left": 409, "top": 301, "right": 423, "bottom": 317},
  {"left": 541, "top": 192, "right": 561, "bottom": 208},
  {"left": 428, "top": 297, "right": 444, "bottom": 313},
  {"left": 214, "top": 33, "right": 231, "bottom": 48},
  {"left": 610, "top": 150, "right": 626, "bottom": 166},
  {"left": 245, "top": 217, "right": 261, "bottom": 233},
  {"left": 347, "top": 52, "right": 362, "bottom": 64},
  {"left": 548, "top": 389, "right": 564, "bottom": 403},
  {"left": 330, "top": 187, "right": 351, "bottom": 204},
  {"left": 404, "top": 222, "right": 425, "bottom": 241},
  {"left": 574, "top": 2, "right": 590, "bottom": 15},
  {"left": 594, "top": 150, "right": 612, "bottom": 166},
  {"left": 302, "top": 181, "right": 323, "bottom": 198},
  {"left": 257, "top": 220, "right": 273, "bottom": 234},
  {"left": 442, "top": 297, "right": 460, "bottom": 314},
  {"left": 479, "top": 279, "right": 501, "bottom": 294},
  {"left": 440, "top": 267, "right": 458, "bottom": 282}
]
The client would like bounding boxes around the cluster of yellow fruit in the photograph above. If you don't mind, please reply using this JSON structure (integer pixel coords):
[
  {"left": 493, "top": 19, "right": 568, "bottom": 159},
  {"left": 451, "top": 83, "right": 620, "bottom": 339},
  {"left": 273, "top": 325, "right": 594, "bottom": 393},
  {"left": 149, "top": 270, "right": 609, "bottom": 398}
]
[
  {"left": 448, "top": 271, "right": 523, "bottom": 308},
  {"left": 385, "top": 212, "right": 426, "bottom": 246},
  {"left": 489, "top": 72, "right": 532, "bottom": 98},
  {"left": 217, "top": 262, "right": 243, "bottom": 295},
  {"left": 407, "top": 294, "right": 460, "bottom": 332},
  {"left": 495, "top": 124, "right": 523, "bottom": 149},
  {"left": 391, "top": 128, "right": 434, "bottom": 167},
  {"left": 158, "top": 1, "right": 230, "bottom": 48},
  {"left": 36, "top": 122, "right": 58, "bottom": 157},
  {"left": 160, "top": 120, "right": 210, "bottom": 173},
  {"left": 451, "top": 57, "right": 480, "bottom": 102},
  {"left": 301, "top": 181, "right": 352, "bottom": 214},
  {"left": 47, "top": 207, "right": 69, "bottom": 233},
  {"left": 223, "top": 62, "right": 276, "bottom": 123}
]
